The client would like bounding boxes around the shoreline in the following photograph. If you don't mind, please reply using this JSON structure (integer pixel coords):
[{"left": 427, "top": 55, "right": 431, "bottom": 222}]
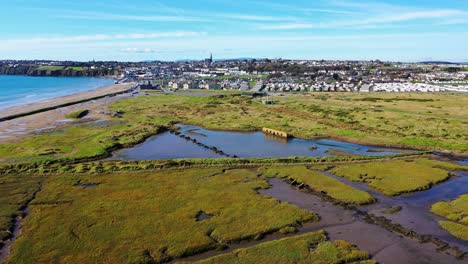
[{"left": 0, "top": 82, "right": 136, "bottom": 122}]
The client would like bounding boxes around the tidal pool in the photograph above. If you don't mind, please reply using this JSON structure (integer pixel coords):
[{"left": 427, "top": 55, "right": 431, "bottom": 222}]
[{"left": 111, "top": 124, "right": 410, "bottom": 160}]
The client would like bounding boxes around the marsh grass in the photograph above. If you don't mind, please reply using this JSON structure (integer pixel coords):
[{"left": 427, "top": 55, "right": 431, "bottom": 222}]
[
  {"left": 259, "top": 166, "right": 375, "bottom": 205},
  {"left": 431, "top": 194, "right": 468, "bottom": 240},
  {"left": 0, "top": 153, "right": 430, "bottom": 176},
  {"left": 179, "top": 230, "right": 375, "bottom": 264},
  {"left": 438, "top": 221, "right": 468, "bottom": 241},
  {"left": 329, "top": 159, "right": 462, "bottom": 196},
  {"left": 1, "top": 92, "right": 466, "bottom": 164},
  {"left": 7, "top": 168, "right": 318, "bottom": 263},
  {"left": 0, "top": 174, "right": 42, "bottom": 241}
]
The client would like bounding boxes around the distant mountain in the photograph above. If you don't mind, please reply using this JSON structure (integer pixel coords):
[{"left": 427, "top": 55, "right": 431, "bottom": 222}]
[{"left": 215, "top": 57, "right": 257, "bottom": 62}]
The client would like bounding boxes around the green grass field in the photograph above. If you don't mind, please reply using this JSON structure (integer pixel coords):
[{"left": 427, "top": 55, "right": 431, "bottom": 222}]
[
  {"left": 178, "top": 230, "right": 375, "bottom": 264},
  {"left": 37, "top": 65, "right": 65, "bottom": 71},
  {"left": 6, "top": 168, "right": 318, "bottom": 263},
  {"left": 431, "top": 194, "right": 468, "bottom": 240},
  {"left": 329, "top": 159, "right": 464, "bottom": 196},
  {"left": 259, "top": 166, "right": 375, "bottom": 205}
]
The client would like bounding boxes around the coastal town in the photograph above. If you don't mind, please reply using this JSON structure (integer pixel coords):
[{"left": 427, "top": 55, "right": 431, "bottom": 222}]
[{"left": 2, "top": 58, "right": 468, "bottom": 93}]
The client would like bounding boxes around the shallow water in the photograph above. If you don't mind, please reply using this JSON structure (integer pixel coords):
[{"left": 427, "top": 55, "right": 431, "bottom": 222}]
[
  {"left": 259, "top": 178, "right": 466, "bottom": 264},
  {"left": 111, "top": 124, "right": 409, "bottom": 160},
  {"left": 74, "top": 183, "right": 100, "bottom": 189},
  {"left": 321, "top": 171, "right": 468, "bottom": 251}
]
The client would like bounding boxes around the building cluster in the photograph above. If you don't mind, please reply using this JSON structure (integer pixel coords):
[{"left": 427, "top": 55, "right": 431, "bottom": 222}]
[
  {"left": 2, "top": 58, "right": 467, "bottom": 93},
  {"left": 123, "top": 57, "right": 468, "bottom": 93}
]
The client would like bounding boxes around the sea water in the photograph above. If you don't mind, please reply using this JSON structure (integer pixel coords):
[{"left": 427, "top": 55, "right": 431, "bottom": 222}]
[{"left": 0, "top": 75, "right": 114, "bottom": 110}]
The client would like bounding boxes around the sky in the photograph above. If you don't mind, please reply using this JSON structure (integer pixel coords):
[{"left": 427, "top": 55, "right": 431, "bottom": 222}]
[{"left": 1, "top": 0, "right": 468, "bottom": 62}]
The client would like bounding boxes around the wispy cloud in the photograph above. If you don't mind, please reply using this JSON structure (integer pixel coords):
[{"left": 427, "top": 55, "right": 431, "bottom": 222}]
[
  {"left": 120, "top": 48, "right": 157, "bottom": 53},
  {"left": 250, "top": 1, "right": 361, "bottom": 15},
  {"left": 2, "top": 31, "right": 206, "bottom": 44},
  {"left": 258, "top": 8, "right": 468, "bottom": 30},
  {"left": 365, "top": 9, "right": 468, "bottom": 24},
  {"left": 217, "top": 13, "right": 294, "bottom": 22},
  {"left": 59, "top": 11, "right": 210, "bottom": 22}
]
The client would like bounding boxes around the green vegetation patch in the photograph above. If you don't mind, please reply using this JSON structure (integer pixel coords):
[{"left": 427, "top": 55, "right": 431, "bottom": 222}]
[
  {"left": 330, "top": 159, "right": 455, "bottom": 196},
  {"left": 7, "top": 168, "right": 317, "bottom": 263},
  {"left": 438, "top": 221, "right": 468, "bottom": 241},
  {"left": 259, "top": 166, "right": 375, "bottom": 205},
  {"left": 0, "top": 117, "right": 171, "bottom": 163},
  {"left": 181, "top": 230, "right": 375, "bottom": 264},
  {"left": 431, "top": 194, "right": 468, "bottom": 240},
  {"left": 65, "top": 109, "right": 90, "bottom": 119}
]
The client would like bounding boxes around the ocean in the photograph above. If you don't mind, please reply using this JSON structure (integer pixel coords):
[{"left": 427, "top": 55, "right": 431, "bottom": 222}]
[{"left": 0, "top": 75, "right": 114, "bottom": 110}]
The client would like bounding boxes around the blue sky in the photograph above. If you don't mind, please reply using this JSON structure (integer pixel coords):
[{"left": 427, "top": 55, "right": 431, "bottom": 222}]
[{"left": 1, "top": 0, "right": 468, "bottom": 61}]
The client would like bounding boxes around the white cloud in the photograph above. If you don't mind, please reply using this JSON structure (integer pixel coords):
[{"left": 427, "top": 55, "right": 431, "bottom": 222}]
[{"left": 120, "top": 48, "right": 157, "bottom": 53}]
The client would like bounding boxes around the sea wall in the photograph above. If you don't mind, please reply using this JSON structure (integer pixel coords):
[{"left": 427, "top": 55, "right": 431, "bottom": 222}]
[{"left": 262, "top": 128, "right": 290, "bottom": 138}]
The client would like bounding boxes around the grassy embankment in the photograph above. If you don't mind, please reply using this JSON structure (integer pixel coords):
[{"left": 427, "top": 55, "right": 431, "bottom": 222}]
[
  {"left": 6, "top": 168, "right": 318, "bottom": 263},
  {"left": 431, "top": 194, "right": 468, "bottom": 241},
  {"left": 178, "top": 230, "right": 375, "bottom": 264},
  {"left": 0, "top": 153, "right": 431, "bottom": 176},
  {"left": 325, "top": 150, "right": 362, "bottom": 156},
  {"left": 0, "top": 92, "right": 466, "bottom": 164},
  {"left": 259, "top": 166, "right": 375, "bottom": 205},
  {"left": 330, "top": 159, "right": 467, "bottom": 196}
]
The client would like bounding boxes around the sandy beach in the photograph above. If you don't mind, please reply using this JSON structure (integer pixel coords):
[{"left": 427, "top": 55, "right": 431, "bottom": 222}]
[{"left": 0, "top": 82, "right": 136, "bottom": 143}]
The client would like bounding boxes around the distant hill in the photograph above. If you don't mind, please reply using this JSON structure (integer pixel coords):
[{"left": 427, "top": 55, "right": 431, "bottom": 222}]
[
  {"left": 419, "top": 61, "right": 468, "bottom": 65},
  {"left": 174, "top": 58, "right": 258, "bottom": 62}
]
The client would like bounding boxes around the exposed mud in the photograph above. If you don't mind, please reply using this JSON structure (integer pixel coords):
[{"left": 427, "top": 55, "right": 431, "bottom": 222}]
[
  {"left": 259, "top": 178, "right": 467, "bottom": 264},
  {"left": 321, "top": 170, "right": 468, "bottom": 251}
]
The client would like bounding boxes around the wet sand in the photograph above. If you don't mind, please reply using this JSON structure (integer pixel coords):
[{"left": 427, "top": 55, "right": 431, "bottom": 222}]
[
  {"left": 0, "top": 83, "right": 136, "bottom": 143},
  {"left": 0, "top": 83, "right": 133, "bottom": 120}
]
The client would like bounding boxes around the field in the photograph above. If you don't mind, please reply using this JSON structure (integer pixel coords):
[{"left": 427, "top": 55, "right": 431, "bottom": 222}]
[
  {"left": 329, "top": 159, "right": 466, "bottom": 196},
  {"left": 431, "top": 194, "right": 468, "bottom": 240},
  {"left": 179, "top": 231, "right": 375, "bottom": 264},
  {"left": 37, "top": 66, "right": 84, "bottom": 71},
  {"left": 6, "top": 168, "right": 318, "bottom": 263},
  {"left": 259, "top": 166, "right": 375, "bottom": 205},
  {"left": 0, "top": 92, "right": 467, "bottom": 263},
  {"left": 0, "top": 92, "right": 467, "bottom": 164}
]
